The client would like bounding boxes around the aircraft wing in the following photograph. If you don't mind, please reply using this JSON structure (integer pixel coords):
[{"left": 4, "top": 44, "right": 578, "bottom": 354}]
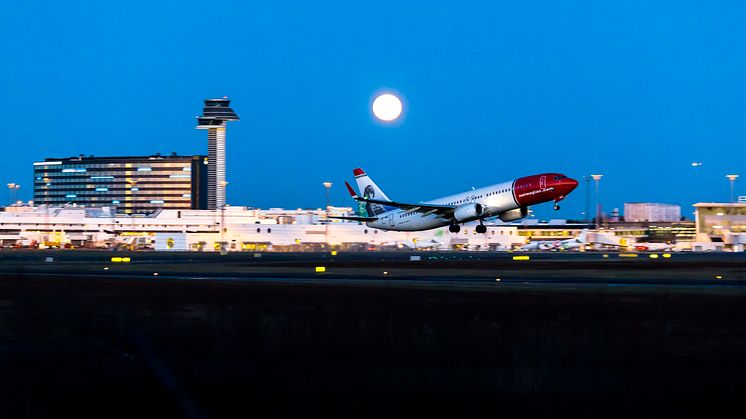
[
  {"left": 344, "top": 182, "right": 456, "bottom": 216},
  {"left": 328, "top": 215, "right": 379, "bottom": 222}
]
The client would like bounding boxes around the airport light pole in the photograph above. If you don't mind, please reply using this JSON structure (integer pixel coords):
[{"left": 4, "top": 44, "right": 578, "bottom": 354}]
[
  {"left": 726, "top": 174, "right": 739, "bottom": 203},
  {"left": 323, "top": 182, "right": 332, "bottom": 247},
  {"left": 591, "top": 174, "right": 603, "bottom": 228},
  {"left": 583, "top": 176, "right": 591, "bottom": 227},
  {"left": 7, "top": 183, "right": 20, "bottom": 206}
]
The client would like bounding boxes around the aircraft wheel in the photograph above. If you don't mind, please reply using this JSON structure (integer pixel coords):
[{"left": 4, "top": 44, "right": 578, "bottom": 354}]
[
  {"left": 449, "top": 224, "right": 461, "bottom": 233},
  {"left": 554, "top": 204, "right": 560, "bottom": 210},
  {"left": 476, "top": 224, "right": 487, "bottom": 234}
]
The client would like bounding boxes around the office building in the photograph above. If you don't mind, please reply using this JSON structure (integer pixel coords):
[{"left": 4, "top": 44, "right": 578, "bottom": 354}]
[
  {"left": 33, "top": 154, "right": 207, "bottom": 214},
  {"left": 624, "top": 203, "right": 681, "bottom": 222}
]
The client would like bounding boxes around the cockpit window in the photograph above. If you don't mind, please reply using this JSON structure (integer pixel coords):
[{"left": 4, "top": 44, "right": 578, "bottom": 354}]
[{"left": 553, "top": 175, "right": 567, "bottom": 180}]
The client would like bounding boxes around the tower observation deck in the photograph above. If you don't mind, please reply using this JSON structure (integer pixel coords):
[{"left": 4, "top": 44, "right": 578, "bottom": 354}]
[{"left": 196, "top": 98, "right": 239, "bottom": 210}]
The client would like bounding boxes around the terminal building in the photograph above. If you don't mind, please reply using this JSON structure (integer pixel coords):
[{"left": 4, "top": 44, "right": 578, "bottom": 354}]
[
  {"left": 0, "top": 205, "right": 525, "bottom": 251},
  {"left": 33, "top": 154, "right": 208, "bottom": 214},
  {"left": 693, "top": 203, "right": 746, "bottom": 251}
]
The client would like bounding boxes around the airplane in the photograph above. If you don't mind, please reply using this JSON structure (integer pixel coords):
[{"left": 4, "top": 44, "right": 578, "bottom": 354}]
[
  {"left": 332, "top": 168, "right": 578, "bottom": 233},
  {"left": 555, "top": 229, "right": 589, "bottom": 250},
  {"left": 381, "top": 239, "right": 443, "bottom": 250},
  {"left": 518, "top": 240, "right": 559, "bottom": 251},
  {"left": 633, "top": 242, "right": 674, "bottom": 251},
  {"left": 518, "top": 230, "right": 588, "bottom": 251}
]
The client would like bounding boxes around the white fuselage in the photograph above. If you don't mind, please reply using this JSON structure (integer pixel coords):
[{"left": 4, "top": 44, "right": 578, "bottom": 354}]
[{"left": 366, "top": 180, "right": 517, "bottom": 231}]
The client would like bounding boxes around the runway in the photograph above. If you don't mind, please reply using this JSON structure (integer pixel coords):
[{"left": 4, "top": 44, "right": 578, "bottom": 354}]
[
  {"left": 2, "top": 250, "right": 746, "bottom": 417},
  {"left": 2, "top": 249, "right": 746, "bottom": 285}
]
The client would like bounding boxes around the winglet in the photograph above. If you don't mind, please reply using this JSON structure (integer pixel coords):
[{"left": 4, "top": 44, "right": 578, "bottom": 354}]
[
  {"left": 353, "top": 168, "right": 366, "bottom": 177},
  {"left": 345, "top": 181, "right": 360, "bottom": 198}
]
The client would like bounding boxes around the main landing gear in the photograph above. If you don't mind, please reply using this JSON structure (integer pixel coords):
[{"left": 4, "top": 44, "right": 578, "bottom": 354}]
[{"left": 450, "top": 223, "right": 488, "bottom": 233}]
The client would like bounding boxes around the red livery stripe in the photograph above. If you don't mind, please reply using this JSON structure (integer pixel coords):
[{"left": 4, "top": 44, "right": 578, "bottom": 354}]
[{"left": 353, "top": 168, "right": 365, "bottom": 177}]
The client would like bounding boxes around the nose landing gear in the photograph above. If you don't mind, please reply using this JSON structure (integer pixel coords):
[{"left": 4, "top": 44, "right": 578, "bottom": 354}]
[
  {"left": 476, "top": 224, "right": 487, "bottom": 234},
  {"left": 449, "top": 224, "right": 461, "bottom": 233},
  {"left": 554, "top": 196, "right": 564, "bottom": 211}
]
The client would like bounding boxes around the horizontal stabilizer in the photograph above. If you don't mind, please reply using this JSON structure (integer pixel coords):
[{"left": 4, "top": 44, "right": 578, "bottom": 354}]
[{"left": 328, "top": 215, "right": 379, "bottom": 222}]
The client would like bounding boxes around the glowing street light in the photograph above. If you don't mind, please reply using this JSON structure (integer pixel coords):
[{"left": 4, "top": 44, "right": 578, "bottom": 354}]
[
  {"left": 323, "top": 181, "right": 333, "bottom": 247},
  {"left": 583, "top": 176, "right": 592, "bottom": 226},
  {"left": 7, "top": 183, "right": 20, "bottom": 206},
  {"left": 591, "top": 174, "right": 603, "bottom": 227},
  {"left": 726, "top": 174, "right": 739, "bottom": 203},
  {"left": 322, "top": 182, "right": 333, "bottom": 217}
]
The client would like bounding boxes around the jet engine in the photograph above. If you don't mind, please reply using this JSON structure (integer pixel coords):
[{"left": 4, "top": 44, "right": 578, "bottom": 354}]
[
  {"left": 454, "top": 203, "right": 483, "bottom": 222},
  {"left": 498, "top": 207, "right": 528, "bottom": 222}
]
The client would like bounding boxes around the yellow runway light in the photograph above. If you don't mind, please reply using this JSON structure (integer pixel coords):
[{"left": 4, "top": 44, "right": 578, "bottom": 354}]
[
  {"left": 649, "top": 254, "right": 659, "bottom": 259},
  {"left": 512, "top": 256, "right": 530, "bottom": 261},
  {"left": 619, "top": 253, "right": 639, "bottom": 258},
  {"left": 315, "top": 266, "right": 326, "bottom": 273}
]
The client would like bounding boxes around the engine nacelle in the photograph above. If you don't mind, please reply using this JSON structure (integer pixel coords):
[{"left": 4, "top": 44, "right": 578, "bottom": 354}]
[
  {"left": 454, "top": 203, "right": 483, "bottom": 222},
  {"left": 498, "top": 207, "right": 528, "bottom": 222}
]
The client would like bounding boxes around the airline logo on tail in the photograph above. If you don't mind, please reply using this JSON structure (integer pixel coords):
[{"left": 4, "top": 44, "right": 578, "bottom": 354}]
[{"left": 353, "top": 168, "right": 395, "bottom": 216}]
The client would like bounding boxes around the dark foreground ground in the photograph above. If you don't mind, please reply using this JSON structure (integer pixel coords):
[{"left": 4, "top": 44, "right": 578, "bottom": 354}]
[{"left": 2, "top": 250, "right": 746, "bottom": 417}]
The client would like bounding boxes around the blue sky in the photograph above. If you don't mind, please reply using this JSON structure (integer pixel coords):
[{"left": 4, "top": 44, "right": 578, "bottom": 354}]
[{"left": 2, "top": 1, "right": 745, "bottom": 220}]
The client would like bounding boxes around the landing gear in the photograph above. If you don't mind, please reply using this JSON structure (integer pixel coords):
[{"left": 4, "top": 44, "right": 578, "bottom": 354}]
[
  {"left": 449, "top": 224, "right": 461, "bottom": 233},
  {"left": 476, "top": 224, "right": 487, "bottom": 234},
  {"left": 553, "top": 204, "right": 560, "bottom": 211}
]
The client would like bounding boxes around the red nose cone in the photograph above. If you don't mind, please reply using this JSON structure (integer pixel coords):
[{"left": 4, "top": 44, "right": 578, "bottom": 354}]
[{"left": 559, "top": 177, "right": 579, "bottom": 196}]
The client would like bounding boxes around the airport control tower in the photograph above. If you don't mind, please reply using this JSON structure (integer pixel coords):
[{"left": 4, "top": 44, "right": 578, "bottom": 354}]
[{"left": 196, "top": 98, "right": 239, "bottom": 210}]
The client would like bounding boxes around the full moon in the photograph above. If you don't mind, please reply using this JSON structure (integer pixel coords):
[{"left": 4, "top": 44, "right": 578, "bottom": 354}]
[{"left": 372, "top": 93, "right": 403, "bottom": 121}]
